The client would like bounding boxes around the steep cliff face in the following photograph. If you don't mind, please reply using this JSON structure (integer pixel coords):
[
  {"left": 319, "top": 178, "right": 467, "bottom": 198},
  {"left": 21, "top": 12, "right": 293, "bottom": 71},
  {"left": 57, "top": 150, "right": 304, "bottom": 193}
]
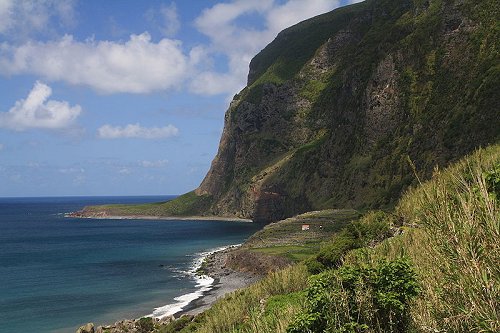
[{"left": 195, "top": 0, "right": 499, "bottom": 222}]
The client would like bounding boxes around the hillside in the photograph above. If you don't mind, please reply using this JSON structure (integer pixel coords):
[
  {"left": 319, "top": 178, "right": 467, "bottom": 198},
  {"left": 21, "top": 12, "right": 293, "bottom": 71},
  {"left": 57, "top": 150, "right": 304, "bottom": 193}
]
[
  {"left": 80, "top": 0, "right": 499, "bottom": 221},
  {"left": 113, "top": 143, "right": 499, "bottom": 333}
]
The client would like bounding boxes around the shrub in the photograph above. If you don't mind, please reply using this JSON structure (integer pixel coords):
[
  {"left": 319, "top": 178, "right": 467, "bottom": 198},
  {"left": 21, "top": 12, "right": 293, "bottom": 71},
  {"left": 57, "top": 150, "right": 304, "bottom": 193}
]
[
  {"left": 136, "top": 317, "right": 155, "bottom": 333},
  {"left": 306, "top": 211, "right": 394, "bottom": 273},
  {"left": 315, "top": 231, "right": 358, "bottom": 269},
  {"left": 484, "top": 163, "right": 500, "bottom": 200},
  {"left": 287, "top": 257, "right": 420, "bottom": 333}
]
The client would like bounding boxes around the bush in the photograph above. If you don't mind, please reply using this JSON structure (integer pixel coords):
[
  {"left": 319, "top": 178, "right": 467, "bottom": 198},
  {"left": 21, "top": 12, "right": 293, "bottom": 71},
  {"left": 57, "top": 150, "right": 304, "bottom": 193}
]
[
  {"left": 348, "top": 210, "right": 394, "bottom": 244},
  {"left": 315, "top": 231, "right": 358, "bottom": 269},
  {"left": 136, "top": 317, "right": 155, "bottom": 333},
  {"left": 306, "top": 211, "right": 394, "bottom": 273},
  {"left": 304, "top": 257, "right": 325, "bottom": 274},
  {"left": 484, "top": 163, "right": 500, "bottom": 200},
  {"left": 158, "top": 315, "right": 194, "bottom": 333},
  {"left": 287, "top": 257, "right": 420, "bottom": 333}
]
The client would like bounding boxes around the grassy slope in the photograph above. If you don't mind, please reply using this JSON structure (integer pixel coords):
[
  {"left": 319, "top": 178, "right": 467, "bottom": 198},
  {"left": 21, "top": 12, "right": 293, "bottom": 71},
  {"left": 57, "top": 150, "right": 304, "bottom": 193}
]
[
  {"left": 344, "top": 144, "right": 500, "bottom": 332},
  {"left": 82, "top": 191, "right": 213, "bottom": 217},
  {"left": 153, "top": 143, "right": 499, "bottom": 333},
  {"left": 241, "top": 209, "right": 360, "bottom": 262}
]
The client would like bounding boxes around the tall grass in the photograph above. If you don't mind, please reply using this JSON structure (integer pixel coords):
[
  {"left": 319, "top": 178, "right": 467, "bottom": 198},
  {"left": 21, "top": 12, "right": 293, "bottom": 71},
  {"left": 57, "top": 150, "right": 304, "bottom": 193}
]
[
  {"left": 346, "top": 144, "right": 500, "bottom": 332},
  {"left": 194, "top": 264, "right": 308, "bottom": 333}
]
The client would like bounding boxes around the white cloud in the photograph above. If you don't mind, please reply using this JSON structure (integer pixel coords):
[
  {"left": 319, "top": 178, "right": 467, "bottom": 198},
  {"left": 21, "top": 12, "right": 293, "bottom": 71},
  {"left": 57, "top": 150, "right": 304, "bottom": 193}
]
[
  {"left": 0, "top": 1, "right": 342, "bottom": 97},
  {"left": 97, "top": 123, "right": 179, "bottom": 139},
  {"left": 140, "top": 159, "right": 168, "bottom": 168},
  {"left": 267, "top": 0, "right": 339, "bottom": 33},
  {"left": 0, "top": 81, "right": 81, "bottom": 131},
  {"left": 0, "top": 33, "right": 190, "bottom": 94},
  {"left": 191, "top": 0, "right": 340, "bottom": 95},
  {"left": 0, "top": 0, "right": 76, "bottom": 39}
]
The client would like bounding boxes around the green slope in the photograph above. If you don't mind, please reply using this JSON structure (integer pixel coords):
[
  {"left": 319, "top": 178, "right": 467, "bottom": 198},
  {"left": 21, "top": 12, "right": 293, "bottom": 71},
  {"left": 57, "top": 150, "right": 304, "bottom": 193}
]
[
  {"left": 153, "top": 144, "right": 499, "bottom": 333},
  {"left": 80, "top": 191, "right": 213, "bottom": 217}
]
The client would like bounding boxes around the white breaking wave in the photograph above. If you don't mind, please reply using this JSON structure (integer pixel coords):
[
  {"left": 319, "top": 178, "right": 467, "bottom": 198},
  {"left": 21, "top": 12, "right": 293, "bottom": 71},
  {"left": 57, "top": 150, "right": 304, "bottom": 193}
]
[
  {"left": 148, "top": 244, "right": 241, "bottom": 319},
  {"left": 150, "top": 275, "right": 214, "bottom": 318}
]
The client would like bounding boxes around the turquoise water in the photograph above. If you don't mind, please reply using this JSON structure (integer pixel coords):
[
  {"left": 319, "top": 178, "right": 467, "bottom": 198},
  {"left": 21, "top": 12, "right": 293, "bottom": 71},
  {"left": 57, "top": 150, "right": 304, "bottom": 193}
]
[{"left": 0, "top": 196, "right": 263, "bottom": 333}]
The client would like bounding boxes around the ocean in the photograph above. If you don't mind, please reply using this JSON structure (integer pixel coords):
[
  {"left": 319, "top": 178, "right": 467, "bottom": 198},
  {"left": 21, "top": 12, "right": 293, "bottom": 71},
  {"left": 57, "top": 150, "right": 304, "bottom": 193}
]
[{"left": 0, "top": 196, "right": 264, "bottom": 333}]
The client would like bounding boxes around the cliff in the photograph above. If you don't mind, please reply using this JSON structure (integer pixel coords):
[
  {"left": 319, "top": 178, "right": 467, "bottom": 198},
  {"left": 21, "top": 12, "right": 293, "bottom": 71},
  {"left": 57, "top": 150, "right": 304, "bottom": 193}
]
[
  {"left": 81, "top": 0, "right": 499, "bottom": 221},
  {"left": 193, "top": 0, "right": 499, "bottom": 221}
]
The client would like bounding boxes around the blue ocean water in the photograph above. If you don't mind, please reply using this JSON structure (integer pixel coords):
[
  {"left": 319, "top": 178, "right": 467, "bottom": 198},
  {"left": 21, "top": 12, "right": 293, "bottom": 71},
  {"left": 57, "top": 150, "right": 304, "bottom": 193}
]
[{"left": 0, "top": 196, "right": 263, "bottom": 333}]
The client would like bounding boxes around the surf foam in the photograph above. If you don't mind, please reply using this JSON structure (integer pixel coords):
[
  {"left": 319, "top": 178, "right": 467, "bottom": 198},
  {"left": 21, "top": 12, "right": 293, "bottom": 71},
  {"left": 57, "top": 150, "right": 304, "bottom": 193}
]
[{"left": 149, "top": 244, "right": 241, "bottom": 319}]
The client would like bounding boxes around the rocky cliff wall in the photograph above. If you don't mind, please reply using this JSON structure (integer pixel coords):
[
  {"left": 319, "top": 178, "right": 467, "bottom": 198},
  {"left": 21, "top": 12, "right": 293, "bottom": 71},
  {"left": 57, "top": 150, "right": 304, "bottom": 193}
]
[{"left": 195, "top": 0, "right": 499, "bottom": 222}]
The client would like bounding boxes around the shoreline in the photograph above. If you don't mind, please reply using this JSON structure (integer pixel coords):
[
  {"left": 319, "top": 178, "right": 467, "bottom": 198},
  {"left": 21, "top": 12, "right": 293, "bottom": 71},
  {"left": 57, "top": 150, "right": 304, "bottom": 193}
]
[
  {"left": 91, "top": 244, "right": 262, "bottom": 332},
  {"left": 66, "top": 212, "right": 253, "bottom": 223},
  {"left": 176, "top": 248, "right": 261, "bottom": 317}
]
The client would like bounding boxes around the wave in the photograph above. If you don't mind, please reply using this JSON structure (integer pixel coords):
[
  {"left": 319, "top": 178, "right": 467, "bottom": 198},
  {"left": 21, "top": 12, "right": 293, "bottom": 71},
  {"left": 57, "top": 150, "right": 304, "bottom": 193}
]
[{"left": 148, "top": 244, "right": 241, "bottom": 319}]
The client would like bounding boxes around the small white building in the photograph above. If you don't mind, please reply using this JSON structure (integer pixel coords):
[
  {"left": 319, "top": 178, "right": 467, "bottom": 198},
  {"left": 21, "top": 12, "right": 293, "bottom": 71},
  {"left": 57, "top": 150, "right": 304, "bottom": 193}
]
[{"left": 302, "top": 224, "right": 310, "bottom": 231}]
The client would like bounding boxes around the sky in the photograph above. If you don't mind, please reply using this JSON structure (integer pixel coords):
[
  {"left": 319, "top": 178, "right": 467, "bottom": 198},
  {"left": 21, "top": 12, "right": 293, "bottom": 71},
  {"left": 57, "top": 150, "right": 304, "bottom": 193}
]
[{"left": 0, "top": 0, "right": 361, "bottom": 197}]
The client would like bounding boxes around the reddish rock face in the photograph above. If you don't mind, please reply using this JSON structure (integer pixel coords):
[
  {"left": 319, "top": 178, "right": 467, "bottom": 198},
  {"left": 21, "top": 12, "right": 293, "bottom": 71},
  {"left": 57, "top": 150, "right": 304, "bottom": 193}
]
[{"left": 252, "top": 190, "right": 284, "bottom": 223}]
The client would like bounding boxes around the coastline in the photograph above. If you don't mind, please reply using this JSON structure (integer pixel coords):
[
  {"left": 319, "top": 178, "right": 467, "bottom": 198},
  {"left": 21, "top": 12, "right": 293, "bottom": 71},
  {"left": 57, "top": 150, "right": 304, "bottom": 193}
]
[
  {"left": 66, "top": 212, "right": 253, "bottom": 223},
  {"left": 90, "top": 244, "right": 262, "bottom": 332},
  {"left": 177, "top": 247, "right": 261, "bottom": 316}
]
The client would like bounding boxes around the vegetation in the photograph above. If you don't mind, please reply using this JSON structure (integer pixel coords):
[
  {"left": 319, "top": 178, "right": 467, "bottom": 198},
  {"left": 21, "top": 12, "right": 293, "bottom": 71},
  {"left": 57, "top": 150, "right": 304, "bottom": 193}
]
[
  {"left": 306, "top": 210, "right": 394, "bottom": 273},
  {"left": 146, "top": 144, "right": 499, "bottom": 333},
  {"left": 137, "top": 317, "right": 156, "bottom": 333},
  {"left": 159, "top": 265, "right": 309, "bottom": 333},
  {"left": 81, "top": 0, "right": 499, "bottom": 329},
  {"left": 288, "top": 258, "right": 420, "bottom": 333},
  {"left": 207, "top": 0, "right": 500, "bottom": 221},
  {"left": 82, "top": 191, "right": 213, "bottom": 217}
]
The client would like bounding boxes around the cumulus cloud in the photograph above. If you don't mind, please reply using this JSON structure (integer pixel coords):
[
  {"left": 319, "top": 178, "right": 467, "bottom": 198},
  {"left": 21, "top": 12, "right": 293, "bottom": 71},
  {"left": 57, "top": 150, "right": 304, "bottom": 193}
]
[
  {"left": 97, "top": 123, "right": 179, "bottom": 139},
  {"left": 140, "top": 159, "right": 168, "bottom": 168},
  {"left": 0, "top": 0, "right": 76, "bottom": 40},
  {"left": 0, "top": 1, "right": 13, "bottom": 34},
  {"left": 0, "top": 0, "right": 341, "bottom": 96},
  {"left": 0, "top": 33, "right": 190, "bottom": 94},
  {"left": 0, "top": 81, "right": 81, "bottom": 131},
  {"left": 191, "top": 0, "right": 340, "bottom": 95}
]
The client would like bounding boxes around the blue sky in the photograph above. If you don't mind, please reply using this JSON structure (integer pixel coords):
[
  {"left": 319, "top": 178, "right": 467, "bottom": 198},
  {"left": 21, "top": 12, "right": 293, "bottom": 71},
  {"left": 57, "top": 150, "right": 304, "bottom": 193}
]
[{"left": 0, "top": 0, "right": 360, "bottom": 197}]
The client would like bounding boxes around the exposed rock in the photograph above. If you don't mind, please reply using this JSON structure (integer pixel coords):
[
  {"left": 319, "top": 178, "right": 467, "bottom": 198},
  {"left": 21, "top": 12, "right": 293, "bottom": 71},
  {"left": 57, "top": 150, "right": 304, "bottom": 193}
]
[
  {"left": 226, "top": 249, "right": 292, "bottom": 275},
  {"left": 159, "top": 315, "right": 175, "bottom": 324},
  {"left": 364, "top": 53, "right": 401, "bottom": 147},
  {"left": 192, "top": 0, "right": 498, "bottom": 222},
  {"left": 76, "top": 323, "right": 94, "bottom": 333}
]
